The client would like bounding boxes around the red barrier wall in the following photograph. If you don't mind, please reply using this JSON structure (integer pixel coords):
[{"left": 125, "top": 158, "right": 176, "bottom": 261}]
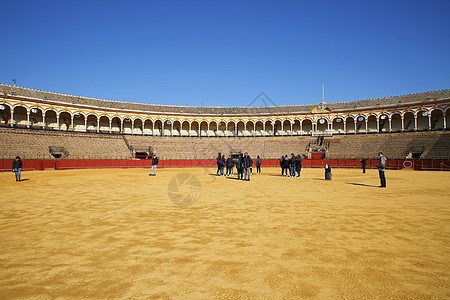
[{"left": 1, "top": 159, "right": 449, "bottom": 171}]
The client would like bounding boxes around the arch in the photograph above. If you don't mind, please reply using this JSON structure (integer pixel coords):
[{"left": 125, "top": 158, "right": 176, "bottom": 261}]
[
  {"left": 0, "top": 103, "right": 12, "bottom": 126},
  {"left": 143, "top": 119, "right": 153, "bottom": 135},
  {"left": 181, "top": 120, "right": 190, "bottom": 136},
  {"left": 13, "top": 106, "right": 27, "bottom": 127},
  {"left": 255, "top": 120, "right": 264, "bottom": 136},
  {"left": 217, "top": 121, "right": 226, "bottom": 137},
  {"left": 430, "top": 109, "right": 444, "bottom": 130},
  {"left": 163, "top": 119, "right": 172, "bottom": 136},
  {"left": 134, "top": 118, "right": 144, "bottom": 135},
  {"left": 209, "top": 121, "right": 218, "bottom": 137},
  {"left": 236, "top": 121, "right": 245, "bottom": 137},
  {"left": 332, "top": 117, "right": 344, "bottom": 134},
  {"left": 200, "top": 121, "right": 209, "bottom": 137},
  {"left": 111, "top": 116, "right": 122, "bottom": 134},
  {"left": 99, "top": 116, "right": 110, "bottom": 133},
  {"left": 154, "top": 120, "right": 163, "bottom": 136},
  {"left": 403, "top": 111, "right": 415, "bottom": 131},
  {"left": 245, "top": 120, "right": 254, "bottom": 136},
  {"left": 59, "top": 111, "right": 72, "bottom": 131},
  {"left": 282, "top": 119, "right": 291, "bottom": 135},
  {"left": 316, "top": 118, "right": 328, "bottom": 133},
  {"left": 86, "top": 114, "right": 98, "bottom": 132},
  {"left": 302, "top": 119, "right": 312, "bottom": 135},
  {"left": 416, "top": 109, "right": 429, "bottom": 131},
  {"left": 355, "top": 115, "right": 365, "bottom": 133},
  {"left": 264, "top": 120, "right": 273, "bottom": 136},
  {"left": 378, "top": 114, "right": 389, "bottom": 133},
  {"left": 367, "top": 115, "right": 377, "bottom": 132},
  {"left": 72, "top": 112, "right": 86, "bottom": 132},
  {"left": 190, "top": 120, "right": 199, "bottom": 137},
  {"left": 45, "top": 109, "right": 58, "bottom": 130},
  {"left": 391, "top": 113, "right": 402, "bottom": 132},
  {"left": 227, "top": 121, "right": 236, "bottom": 137},
  {"left": 345, "top": 116, "right": 355, "bottom": 134},
  {"left": 172, "top": 120, "right": 181, "bottom": 136},
  {"left": 273, "top": 120, "right": 282, "bottom": 136},
  {"left": 29, "top": 107, "right": 44, "bottom": 129}
]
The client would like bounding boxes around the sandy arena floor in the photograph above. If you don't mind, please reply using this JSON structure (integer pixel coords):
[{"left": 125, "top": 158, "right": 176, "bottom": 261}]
[{"left": 0, "top": 166, "right": 449, "bottom": 299}]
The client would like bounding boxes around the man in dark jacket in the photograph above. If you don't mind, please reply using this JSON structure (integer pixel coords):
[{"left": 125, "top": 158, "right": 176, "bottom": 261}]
[
  {"left": 149, "top": 154, "right": 159, "bottom": 176},
  {"left": 361, "top": 158, "right": 367, "bottom": 173},
  {"left": 12, "top": 156, "right": 22, "bottom": 182},
  {"left": 289, "top": 153, "right": 296, "bottom": 177},
  {"left": 243, "top": 152, "right": 252, "bottom": 181},
  {"left": 216, "top": 153, "right": 222, "bottom": 175},
  {"left": 226, "top": 156, "right": 234, "bottom": 176},
  {"left": 296, "top": 154, "right": 302, "bottom": 177},
  {"left": 236, "top": 153, "right": 244, "bottom": 180}
]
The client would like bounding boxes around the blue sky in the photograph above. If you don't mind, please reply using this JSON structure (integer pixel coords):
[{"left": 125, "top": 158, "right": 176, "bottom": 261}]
[{"left": 1, "top": 0, "right": 449, "bottom": 107}]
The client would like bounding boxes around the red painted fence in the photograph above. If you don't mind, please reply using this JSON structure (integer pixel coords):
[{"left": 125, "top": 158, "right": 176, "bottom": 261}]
[{"left": 1, "top": 159, "right": 449, "bottom": 171}]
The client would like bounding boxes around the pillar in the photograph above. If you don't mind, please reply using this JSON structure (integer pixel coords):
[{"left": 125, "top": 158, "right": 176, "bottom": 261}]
[{"left": 26, "top": 112, "right": 30, "bottom": 128}]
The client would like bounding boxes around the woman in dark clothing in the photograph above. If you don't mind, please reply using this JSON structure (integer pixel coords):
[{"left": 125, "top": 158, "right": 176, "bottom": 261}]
[
  {"left": 256, "top": 155, "right": 262, "bottom": 174},
  {"left": 325, "top": 163, "right": 332, "bottom": 180},
  {"left": 296, "top": 154, "right": 302, "bottom": 177},
  {"left": 226, "top": 156, "right": 234, "bottom": 176},
  {"left": 216, "top": 153, "right": 222, "bottom": 175},
  {"left": 279, "top": 156, "right": 284, "bottom": 176},
  {"left": 12, "top": 156, "right": 22, "bottom": 182}
]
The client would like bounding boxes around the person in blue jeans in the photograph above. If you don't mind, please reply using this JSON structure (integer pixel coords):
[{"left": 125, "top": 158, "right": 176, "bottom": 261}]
[
  {"left": 377, "top": 152, "right": 387, "bottom": 188},
  {"left": 12, "top": 156, "right": 22, "bottom": 182},
  {"left": 289, "top": 153, "right": 296, "bottom": 177},
  {"left": 149, "top": 155, "right": 159, "bottom": 176}
]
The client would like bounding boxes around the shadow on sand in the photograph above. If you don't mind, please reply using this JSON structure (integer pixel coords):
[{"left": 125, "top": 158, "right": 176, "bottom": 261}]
[{"left": 346, "top": 182, "right": 379, "bottom": 188}]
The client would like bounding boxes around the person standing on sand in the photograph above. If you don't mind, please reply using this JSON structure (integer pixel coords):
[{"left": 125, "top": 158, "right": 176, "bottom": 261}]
[
  {"left": 377, "top": 152, "right": 387, "bottom": 188},
  {"left": 243, "top": 152, "right": 252, "bottom": 181},
  {"left": 236, "top": 153, "right": 244, "bottom": 180},
  {"left": 361, "top": 158, "right": 367, "bottom": 173},
  {"left": 324, "top": 163, "right": 332, "bottom": 180},
  {"left": 296, "top": 154, "right": 302, "bottom": 177},
  {"left": 256, "top": 155, "right": 262, "bottom": 174},
  {"left": 149, "top": 154, "right": 159, "bottom": 176},
  {"left": 12, "top": 156, "right": 22, "bottom": 182}
]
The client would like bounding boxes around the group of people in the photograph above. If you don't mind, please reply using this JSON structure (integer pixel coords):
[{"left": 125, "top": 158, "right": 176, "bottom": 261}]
[
  {"left": 216, "top": 153, "right": 262, "bottom": 181},
  {"left": 279, "top": 153, "right": 303, "bottom": 177}
]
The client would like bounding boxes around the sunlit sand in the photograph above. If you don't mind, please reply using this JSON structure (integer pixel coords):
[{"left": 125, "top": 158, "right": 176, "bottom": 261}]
[{"left": 0, "top": 167, "right": 449, "bottom": 298}]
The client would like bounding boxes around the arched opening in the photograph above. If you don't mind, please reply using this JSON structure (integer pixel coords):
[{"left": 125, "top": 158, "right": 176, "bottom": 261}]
[
  {"left": 345, "top": 117, "right": 355, "bottom": 134},
  {"left": 430, "top": 109, "right": 444, "bottom": 130},
  {"left": 181, "top": 121, "right": 189, "bottom": 136},
  {"left": 273, "top": 120, "right": 282, "bottom": 136},
  {"left": 29, "top": 107, "right": 43, "bottom": 129},
  {"left": 379, "top": 114, "right": 389, "bottom": 132},
  {"left": 209, "top": 121, "right": 218, "bottom": 137},
  {"left": 59, "top": 111, "right": 71, "bottom": 131},
  {"left": 264, "top": 120, "right": 273, "bottom": 136},
  {"left": 13, "top": 106, "right": 27, "bottom": 127},
  {"left": 292, "top": 120, "right": 301, "bottom": 135},
  {"left": 45, "top": 110, "right": 58, "bottom": 130},
  {"left": 200, "top": 121, "right": 208, "bottom": 137},
  {"left": 282, "top": 120, "right": 291, "bottom": 135},
  {"left": 237, "top": 121, "right": 245, "bottom": 137},
  {"left": 316, "top": 118, "right": 328, "bottom": 133},
  {"left": 246, "top": 121, "right": 255, "bottom": 136},
  {"left": 255, "top": 121, "right": 264, "bottom": 136},
  {"left": 173, "top": 120, "right": 181, "bottom": 136},
  {"left": 0, "top": 104, "right": 12, "bottom": 126},
  {"left": 356, "top": 116, "right": 365, "bottom": 133},
  {"left": 154, "top": 120, "right": 163, "bottom": 136},
  {"left": 227, "top": 121, "right": 236, "bottom": 137},
  {"left": 417, "top": 110, "right": 429, "bottom": 131},
  {"left": 217, "top": 121, "right": 226, "bottom": 136},
  {"left": 302, "top": 119, "right": 312, "bottom": 135},
  {"left": 134, "top": 118, "right": 143, "bottom": 135},
  {"left": 403, "top": 112, "right": 414, "bottom": 131},
  {"left": 111, "top": 117, "right": 121, "bottom": 134},
  {"left": 332, "top": 117, "right": 344, "bottom": 134},
  {"left": 391, "top": 113, "right": 402, "bottom": 132},
  {"left": 367, "top": 115, "right": 377, "bottom": 132},
  {"left": 87, "top": 115, "right": 98, "bottom": 133},
  {"left": 99, "top": 116, "right": 110, "bottom": 133},
  {"left": 446, "top": 108, "right": 450, "bottom": 130},
  {"left": 190, "top": 121, "right": 199, "bottom": 137},
  {"left": 163, "top": 120, "right": 172, "bottom": 136}
]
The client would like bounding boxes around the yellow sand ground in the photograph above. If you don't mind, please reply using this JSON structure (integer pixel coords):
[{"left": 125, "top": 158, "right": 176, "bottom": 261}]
[{"left": 0, "top": 167, "right": 449, "bottom": 299}]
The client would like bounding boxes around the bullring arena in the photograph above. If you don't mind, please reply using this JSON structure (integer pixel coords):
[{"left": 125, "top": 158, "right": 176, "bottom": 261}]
[{"left": 1, "top": 84, "right": 449, "bottom": 298}]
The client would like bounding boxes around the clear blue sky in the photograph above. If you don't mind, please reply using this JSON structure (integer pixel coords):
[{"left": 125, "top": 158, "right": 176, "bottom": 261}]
[{"left": 1, "top": 0, "right": 449, "bottom": 107}]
